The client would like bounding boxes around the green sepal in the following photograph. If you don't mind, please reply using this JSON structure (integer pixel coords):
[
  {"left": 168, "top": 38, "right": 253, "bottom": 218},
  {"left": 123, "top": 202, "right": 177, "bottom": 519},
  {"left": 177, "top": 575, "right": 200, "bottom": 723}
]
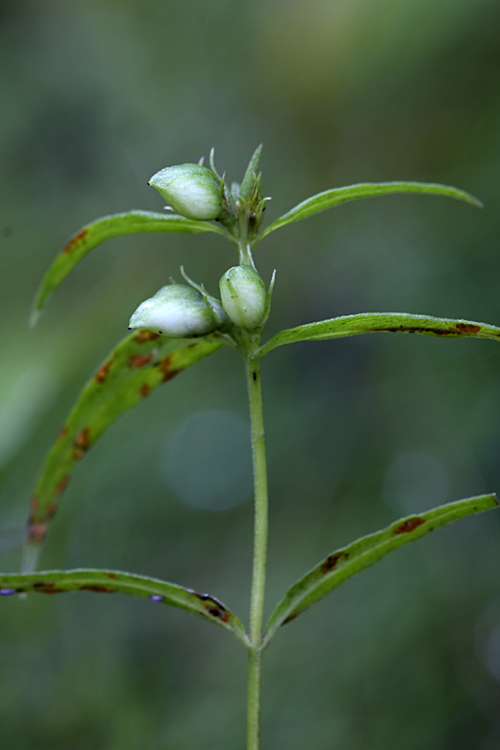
[
  {"left": 32, "top": 210, "right": 232, "bottom": 321},
  {"left": 240, "top": 144, "right": 263, "bottom": 201},
  {"left": 0, "top": 569, "right": 248, "bottom": 647},
  {"left": 23, "top": 331, "right": 222, "bottom": 572},
  {"left": 265, "top": 494, "right": 498, "bottom": 644},
  {"left": 257, "top": 312, "right": 500, "bottom": 358},
  {"left": 254, "top": 181, "right": 482, "bottom": 244}
]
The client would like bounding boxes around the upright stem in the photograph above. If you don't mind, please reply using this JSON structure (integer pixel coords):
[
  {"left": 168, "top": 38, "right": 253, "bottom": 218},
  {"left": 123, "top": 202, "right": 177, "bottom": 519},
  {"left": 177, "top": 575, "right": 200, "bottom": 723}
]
[{"left": 244, "top": 342, "right": 268, "bottom": 750}]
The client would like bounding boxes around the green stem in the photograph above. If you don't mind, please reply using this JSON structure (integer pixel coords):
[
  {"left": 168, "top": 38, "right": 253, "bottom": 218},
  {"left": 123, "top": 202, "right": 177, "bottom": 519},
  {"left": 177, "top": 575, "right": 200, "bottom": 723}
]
[
  {"left": 244, "top": 342, "right": 269, "bottom": 750},
  {"left": 238, "top": 218, "right": 256, "bottom": 269},
  {"left": 247, "top": 649, "right": 262, "bottom": 750}
]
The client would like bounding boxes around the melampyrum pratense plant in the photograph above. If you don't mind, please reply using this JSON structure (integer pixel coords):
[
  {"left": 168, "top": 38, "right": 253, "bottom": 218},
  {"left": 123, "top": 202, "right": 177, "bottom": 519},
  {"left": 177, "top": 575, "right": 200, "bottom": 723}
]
[{"left": 3, "top": 145, "right": 499, "bottom": 749}]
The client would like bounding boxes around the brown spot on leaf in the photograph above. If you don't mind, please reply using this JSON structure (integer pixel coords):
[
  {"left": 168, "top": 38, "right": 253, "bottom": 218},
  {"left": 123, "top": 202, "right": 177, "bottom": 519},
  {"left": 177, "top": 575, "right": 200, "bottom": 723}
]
[
  {"left": 194, "top": 592, "right": 230, "bottom": 622},
  {"left": 55, "top": 475, "right": 70, "bottom": 497},
  {"left": 187, "top": 342, "right": 199, "bottom": 349},
  {"left": 42, "top": 587, "right": 65, "bottom": 594},
  {"left": 207, "top": 605, "right": 229, "bottom": 622},
  {"left": 163, "top": 368, "right": 180, "bottom": 383},
  {"left": 28, "top": 495, "right": 39, "bottom": 523},
  {"left": 394, "top": 517, "right": 425, "bottom": 534},
  {"left": 57, "top": 425, "right": 68, "bottom": 441},
  {"left": 134, "top": 329, "right": 160, "bottom": 344},
  {"left": 380, "top": 326, "right": 455, "bottom": 336},
  {"left": 376, "top": 323, "right": 485, "bottom": 337},
  {"left": 80, "top": 585, "right": 114, "bottom": 593},
  {"left": 27, "top": 523, "right": 46, "bottom": 543},
  {"left": 107, "top": 573, "right": 116, "bottom": 579},
  {"left": 195, "top": 593, "right": 211, "bottom": 601},
  {"left": 140, "top": 383, "right": 150, "bottom": 398},
  {"left": 159, "top": 355, "right": 181, "bottom": 383},
  {"left": 455, "top": 322, "right": 481, "bottom": 334},
  {"left": 62, "top": 228, "right": 89, "bottom": 255},
  {"left": 159, "top": 354, "right": 172, "bottom": 373},
  {"left": 321, "top": 552, "right": 345, "bottom": 574},
  {"left": 95, "top": 359, "right": 113, "bottom": 383},
  {"left": 283, "top": 613, "right": 299, "bottom": 625},
  {"left": 45, "top": 503, "right": 58, "bottom": 519},
  {"left": 128, "top": 353, "right": 152, "bottom": 369},
  {"left": 33, "top": 581, "right": 47, "bottom": 589},
  {"left": 74, "top": 428, "right": 90, "bottom": 459}
]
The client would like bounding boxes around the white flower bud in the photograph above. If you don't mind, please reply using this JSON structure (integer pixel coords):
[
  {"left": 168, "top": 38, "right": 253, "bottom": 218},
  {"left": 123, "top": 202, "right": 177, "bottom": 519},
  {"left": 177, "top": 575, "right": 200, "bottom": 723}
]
[
  {"left": 148, "top": 164, "right": 222, "bottom": 221},
  {"left": 219, "top": 266, "right": 267, "bottom": 330},
  {"left": 129, "top": 284, "right": 219, "bottom": 338}
]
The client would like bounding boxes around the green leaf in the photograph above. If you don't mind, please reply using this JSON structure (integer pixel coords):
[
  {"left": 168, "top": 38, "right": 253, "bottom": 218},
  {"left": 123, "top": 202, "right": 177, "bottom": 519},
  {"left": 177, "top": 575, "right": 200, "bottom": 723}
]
[
  {"left": 255, "top": 181, "right": 482, "bottom": 243},
  {"left": 258, "top": 312, "right": 500, "bottom": 358},
  {"left": 240, "top": 144, "right": 263, "bottom": 201},
  {"left": 0, "top": 569, "right": 248, "bottom": 647},
  {"left": 23, "top": 330, "right": 222, "bottom": 573},
  {"left": 265, "top": 494, "right": 498, "bottom": 644},
  {"left": 32, "top": 210, "right": 232, "bottom": 321}
]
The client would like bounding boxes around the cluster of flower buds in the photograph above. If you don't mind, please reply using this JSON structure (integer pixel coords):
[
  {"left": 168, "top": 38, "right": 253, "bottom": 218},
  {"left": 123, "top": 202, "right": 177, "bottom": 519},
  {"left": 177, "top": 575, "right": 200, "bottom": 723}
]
[
  {"left": 133, "top": 148, "right": 271, "bottom": 338},
  {"left": 129, "top": 264, "right": 268, "bottom": 338},
  {"left": 148, "top": 145, "right": 270, "bottom": 239}
]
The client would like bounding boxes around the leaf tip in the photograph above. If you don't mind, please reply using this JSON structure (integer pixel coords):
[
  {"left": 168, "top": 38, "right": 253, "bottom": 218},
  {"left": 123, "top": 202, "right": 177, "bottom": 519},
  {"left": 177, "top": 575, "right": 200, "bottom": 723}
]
[
  {"left": 29, "top": 307, "right": 42, "bottom": 328},
  {"left": 468, "top": 193, "right": 484, "bottom": 209}
]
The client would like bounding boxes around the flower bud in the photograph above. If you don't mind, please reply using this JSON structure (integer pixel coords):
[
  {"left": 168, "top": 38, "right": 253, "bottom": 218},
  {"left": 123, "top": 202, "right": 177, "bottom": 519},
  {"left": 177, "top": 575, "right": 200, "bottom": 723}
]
[
  {"left": 148, "top": 164, "right": 222, "bottom": 221},
  {"left": 219, "top": 266, "right": 267, "bottom": 330},
  {"left": 129, "top": 284, "right": 219, "bottom": 338}
]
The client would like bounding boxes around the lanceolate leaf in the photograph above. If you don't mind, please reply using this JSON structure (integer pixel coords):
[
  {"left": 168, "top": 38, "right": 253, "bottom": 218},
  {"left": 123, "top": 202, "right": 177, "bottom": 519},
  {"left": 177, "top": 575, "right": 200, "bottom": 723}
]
[
  {"left": 23, "top": 331, "right": 222, "bottom": 572},
  {"left": 255, "top": 182, "right": 482, "bottom": 243},
  {"left": 257, "top": 312, "right": 500, "bottom": 358},
  {"left": 265, "top": 494, "right": 498, "bottom": 644},
  {"left": 0, "top": 569, "right": 248, "bottom": 647},
  {"left": 32, "top": 211, "right": 232, "bottom": 320}
]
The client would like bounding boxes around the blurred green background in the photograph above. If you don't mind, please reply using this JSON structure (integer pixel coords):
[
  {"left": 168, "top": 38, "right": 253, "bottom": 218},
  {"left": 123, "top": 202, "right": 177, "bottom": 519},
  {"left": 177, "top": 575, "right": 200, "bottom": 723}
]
[{"left": 1, "top": 0, "right": 500, "bottom": 748}]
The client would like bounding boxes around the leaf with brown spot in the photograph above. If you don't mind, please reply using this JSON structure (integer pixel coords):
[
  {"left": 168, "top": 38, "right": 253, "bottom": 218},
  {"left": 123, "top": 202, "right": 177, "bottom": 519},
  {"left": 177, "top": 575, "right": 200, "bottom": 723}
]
[
  {"left": 0, "top": 569, "right": 248, "bottom": 647},
  {"left": 258, "top": 312, "right": 500, "bottom": 357},
  {"left": 394, "top": 517, "right": 425, "bottom": 534},
  {"left": 95, "top": 359, "right": 114, "bottom": 383},
  {"left": 128, "top": 353, "right": 152, "bottom": 368},
  {"left": 23, "top": 330, "right": 222, "bottom": 572},
  {"left": 265, "top": 494, "right": 498, "bottom": 644},
  {"left": 31, "top": 210, "right": 233, "bottom": 322}
]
